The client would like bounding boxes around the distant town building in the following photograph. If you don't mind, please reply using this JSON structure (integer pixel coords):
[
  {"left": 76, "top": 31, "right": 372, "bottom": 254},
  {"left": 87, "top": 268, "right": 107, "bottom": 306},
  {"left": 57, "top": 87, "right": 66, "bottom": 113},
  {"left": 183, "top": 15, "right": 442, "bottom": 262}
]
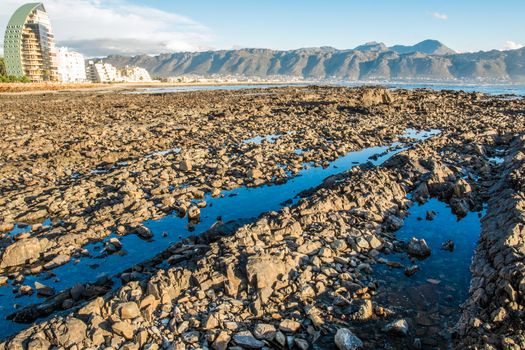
[
  {"left": 57, "top": 48, "right": 86, "bottom": 83},
  {"left": 119, "top": 66, "right": 152, "bottom": 82},
  {"left": 3, "top": 3, "right": 58, "bottom": 82},
  {"left": 85, "top": 61, "right": 121, "bottom": 83},
  {"left": 85, "top": 61, "right": 152, "bottom": 83}
]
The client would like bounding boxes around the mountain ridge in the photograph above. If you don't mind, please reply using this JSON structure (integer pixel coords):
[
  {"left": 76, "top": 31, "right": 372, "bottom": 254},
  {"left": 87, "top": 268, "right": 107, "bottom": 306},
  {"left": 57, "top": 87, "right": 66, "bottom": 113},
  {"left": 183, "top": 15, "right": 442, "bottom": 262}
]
[{"left": 101, "top": 40, "right": 525, "bottom": 82}]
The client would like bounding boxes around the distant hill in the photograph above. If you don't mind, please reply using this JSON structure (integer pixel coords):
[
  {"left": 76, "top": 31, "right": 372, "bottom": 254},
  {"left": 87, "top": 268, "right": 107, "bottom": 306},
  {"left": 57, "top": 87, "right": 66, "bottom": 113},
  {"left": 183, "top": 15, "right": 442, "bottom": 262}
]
[
  {"left": 102, "top": 40, "right": 525, "bottom": 82},
  {"left": 389, "top": 39, "right": 456, "bottom": 55}
]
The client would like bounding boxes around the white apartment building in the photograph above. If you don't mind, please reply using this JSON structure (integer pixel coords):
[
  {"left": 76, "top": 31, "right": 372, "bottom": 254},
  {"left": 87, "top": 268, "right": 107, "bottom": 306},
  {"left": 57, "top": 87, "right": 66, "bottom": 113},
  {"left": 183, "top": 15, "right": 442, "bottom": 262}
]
[
  {"left": 57, "top": 48, "right": 86, "bottom": 83},
  {"left": 120, "top": 66, "right": 152, "bottom": 82},
  {"left": 86, "top": 61, "right": 121, "bottom": 83}
]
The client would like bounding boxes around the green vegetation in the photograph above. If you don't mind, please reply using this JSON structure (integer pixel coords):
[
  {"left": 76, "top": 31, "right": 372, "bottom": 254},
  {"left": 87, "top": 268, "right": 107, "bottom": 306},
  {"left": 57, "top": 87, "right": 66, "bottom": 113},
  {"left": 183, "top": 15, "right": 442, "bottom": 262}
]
[
  {"left": 0, "top": 58, "right": 5, "bottom": 76},
  {"left": 0, "top": 58, "right": 31, "bottom": 83}
]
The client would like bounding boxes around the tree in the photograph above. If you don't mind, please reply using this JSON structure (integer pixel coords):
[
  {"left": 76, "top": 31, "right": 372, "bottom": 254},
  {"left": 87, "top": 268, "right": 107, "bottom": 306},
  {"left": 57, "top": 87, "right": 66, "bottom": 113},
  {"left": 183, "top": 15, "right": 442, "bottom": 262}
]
[{"left": 0, "top": 58, "right": 6, "bottom": 76}]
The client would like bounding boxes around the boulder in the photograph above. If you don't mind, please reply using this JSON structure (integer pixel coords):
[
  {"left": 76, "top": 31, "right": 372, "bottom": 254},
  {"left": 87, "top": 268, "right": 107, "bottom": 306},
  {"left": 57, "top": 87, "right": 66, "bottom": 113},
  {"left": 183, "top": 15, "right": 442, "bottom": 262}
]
[
  {"left": 118, "top": 301, "right": 141, "bottom": 319},
  {"left": 233, "top": 331, "right": 265, "bottom": 349},
  {"left": 407, "top": 238, "right": 431, "bottom": 258},
  {"left": 1, "top": 238, "right": 48, "bottom": 268},
  {"left": 334, "top": 328, "right": 363, "bottom": 350}
]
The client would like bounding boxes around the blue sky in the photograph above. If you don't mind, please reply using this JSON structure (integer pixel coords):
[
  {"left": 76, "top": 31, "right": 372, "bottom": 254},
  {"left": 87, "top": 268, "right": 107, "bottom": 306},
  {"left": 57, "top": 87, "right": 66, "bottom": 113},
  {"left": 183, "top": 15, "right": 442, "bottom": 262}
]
[{"left": 1, "top": 0, "right": 524, "bottom": 56}]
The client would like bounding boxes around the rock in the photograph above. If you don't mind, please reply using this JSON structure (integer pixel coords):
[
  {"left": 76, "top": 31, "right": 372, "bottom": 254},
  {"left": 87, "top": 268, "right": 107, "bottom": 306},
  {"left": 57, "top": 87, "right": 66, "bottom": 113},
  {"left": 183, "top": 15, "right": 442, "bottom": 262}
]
[
  {"left": 182, "top": 331, "right": 200, "bottom": 343},
  {"left": 279, "top": 319, "right": 301, "bottom": 333},
  {"left": 246, "top": 254, "right": 297, "bottom": 304},
  {"left": 43, "top": 254, "right": 70, "bottom": 269},
  {"left": 425, "top": 210, "right": 436, "bottom": 220},
  {"left": 352, "top": 299, "right": 373, "bottom": 320},
  {"left": 404, "top": 265, "right": 419, "bottom": 277},
  {"left": 35, "top": 281, "right": 55, "bottom": 297},
  {"left": 247, "top": 168, "right": 263, "bottom": 179},
  {"left": 112, "top": 321, "right": 134, "bottom": 339},
  {"left": 384, "top": 319, "right": 409, "bottom": 336},
  {"left": 407, "top": 238, "right": 431, "bottom": 258},
  {"left": 57, "top": 317, "right": 88, "bottom": 347},
  {"left": 180, "top": 159, "right": 192, "bottom": 171},
  {"left": 212, "top": 331, "right": 230, "bottom": 350},
  {"left": 253, "top": 323, "right": 276, "bottom": 340},
  {"left": 386, "top": 215, "right": 404, "bottom": 231},
  {"left": 135, "top": 225, "right": 153, "bottom": 239},
  {"left": 441, "top": 240, "right": 454, "bottom": 251},
  {"left": 334, "top": 328, "right": 363, "bottom": 350},
  {"left": 20, "top": 284, "right": 33, "bottom": 295},
  {"left": 105, "top": 237, "right": 122, "bottom": 253},
  {"left": 118, "top": 301, "right": 141, "bottom": 319},
  {"left": 233, "top": 331, "right": 265, "bottom": 349},
  {"left": 0, "top": 237, "right": 47, "bottom": 268},
  {"left": 295, "top": 338, "right": 309, "bottom": 350},
  {"left": 187, "top": 206, "right": 200, "bottom": 221}
]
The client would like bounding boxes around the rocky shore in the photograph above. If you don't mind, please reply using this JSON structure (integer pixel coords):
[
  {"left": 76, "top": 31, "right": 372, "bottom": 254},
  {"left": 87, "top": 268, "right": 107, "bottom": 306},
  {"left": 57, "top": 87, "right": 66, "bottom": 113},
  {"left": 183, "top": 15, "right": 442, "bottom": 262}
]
[
  {"left": 455, "top": 135, "right": 525, "bottom": 349},
  {"left": 0, "top": 86, "right": 524, "bottom": 349}
]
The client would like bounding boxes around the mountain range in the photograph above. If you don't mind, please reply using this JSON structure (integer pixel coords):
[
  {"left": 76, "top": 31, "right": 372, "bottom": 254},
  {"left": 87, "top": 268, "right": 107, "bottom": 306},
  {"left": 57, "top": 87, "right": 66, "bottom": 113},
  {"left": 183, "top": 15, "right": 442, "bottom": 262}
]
[{"left": 101, "top": 40, "right": 525, "bottom": 82}]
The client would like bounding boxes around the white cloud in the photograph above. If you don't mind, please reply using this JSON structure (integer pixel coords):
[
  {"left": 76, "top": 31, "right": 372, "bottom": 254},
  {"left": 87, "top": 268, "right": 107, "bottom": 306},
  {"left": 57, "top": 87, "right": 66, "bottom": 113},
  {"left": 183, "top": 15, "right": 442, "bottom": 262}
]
[
  {"left": 0, "top": 0, "right": 215, "bottom": 56},
  {"left": 503, "top": 40, "right": 524, "bottom": 50},
  {"left": 431, "top": 12, "right": 448, "bottom": 21}
]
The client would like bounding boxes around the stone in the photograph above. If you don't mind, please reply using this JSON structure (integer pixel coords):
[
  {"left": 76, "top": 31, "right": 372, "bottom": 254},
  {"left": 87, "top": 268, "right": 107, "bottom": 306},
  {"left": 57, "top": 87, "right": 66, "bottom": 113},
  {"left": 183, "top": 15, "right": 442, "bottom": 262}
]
[
  {"left": 212, "top": 331, "right": 230, "bottom": 350},
  {"left": 247, "top": 168, "right": 263, "bottom": 179},
  {"left": 404, "top": 265, "right": 419, "bottom": 277},
  {"left": 35, "top": 281, "right": 55, "bottom": 297},
  {"left": 188, "top": 206, "right": 200, "bottom": 220},
  {"left": 253, "top": 323, "right": 276, "bottom": 340},
  {"left": 246, "top": 254, "right": 297, "bottom": 304},
  {"left": 352, "top": 300, "right": 373, "bottom": 320},
  {"left": 295, "top": 338, "right": 309, "bottom": 350},
  {"left": 43, "top": 254, "right": 70, "bottom": 269},
  {"left": 441, "top": 240, "right": 454, "bottom": 251},
  {"left": 233, "top": 331, "right": 265, "bottom": 349},
  {"left": 118, "top": 301, "right": 141, "bottom": 319},
  {"left": 334, "top": 328, "right": 363, "bottom": 350},
  {"left": 0, "top": 237, "right": 47, "bottom": 268},
  {"left": 57, "top": 318, "right": 88, "bottom": 347},
  {"left": 384, "top": 319, "right": 409, "bottom": 336},
  {"left": 407, "top": 238, "right": 431, "bottom": 258},
  {"left": 112, "top": 321, "right": 134, "bottom": 340},
  {"left": 136, "top": 225, "right": 153, "bottom": 239},
  {"left": 182, "top": 331, "right": 200, "bottom": 343},
  {"left": 425, "top": 211, "right": 436, "bottom": 220},
  {"left": 180, "top": 159, "right": 192, "bottom": 171},
  {"left": 279, "top": 319, "right": 301, "bottom": 333}
]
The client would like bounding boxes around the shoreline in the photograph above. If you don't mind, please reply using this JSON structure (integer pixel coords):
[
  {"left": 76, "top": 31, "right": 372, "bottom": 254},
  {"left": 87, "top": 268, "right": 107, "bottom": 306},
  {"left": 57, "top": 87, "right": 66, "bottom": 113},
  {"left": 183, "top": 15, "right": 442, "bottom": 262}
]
[{"left": 1, "top": 80, "right": 525, "bottom": 96}]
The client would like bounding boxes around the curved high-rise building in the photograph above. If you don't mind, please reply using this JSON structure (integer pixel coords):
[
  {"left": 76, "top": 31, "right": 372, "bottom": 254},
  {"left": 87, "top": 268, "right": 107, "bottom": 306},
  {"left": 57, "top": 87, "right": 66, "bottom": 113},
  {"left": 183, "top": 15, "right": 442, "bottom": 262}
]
[{"left": 3, "top": 3, "right": 58, "bottom": 82}]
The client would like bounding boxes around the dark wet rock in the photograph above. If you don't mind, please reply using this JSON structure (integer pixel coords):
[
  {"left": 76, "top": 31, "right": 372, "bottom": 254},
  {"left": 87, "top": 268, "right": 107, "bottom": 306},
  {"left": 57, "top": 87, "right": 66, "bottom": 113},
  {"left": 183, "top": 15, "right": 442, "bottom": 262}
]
[
  {"left": 334, "top": 328, "right": 363, "bottom": 350},
  {"left": 135, "top": 225, "right": 153, "bottom": 239},
  {"left": 407, "top": 238, "right": 431, "bottom": 258},
  {"left": 425, "top": 210, "right": 436, "bottom": 220},
  {"left": 404, "top": 265, "right": 419, "bottom": 277},
  {"left": 34, "top": 281, "right": 55, "bottom": 297},
  {"left": 441, "top": 239, "right": 454, "bottom": 251},
  {"left": 384, "top": 319, "right": 409, "bottom": 336},
  {"left": 233, "top": 331, "right": 265, "bottom": 349}
]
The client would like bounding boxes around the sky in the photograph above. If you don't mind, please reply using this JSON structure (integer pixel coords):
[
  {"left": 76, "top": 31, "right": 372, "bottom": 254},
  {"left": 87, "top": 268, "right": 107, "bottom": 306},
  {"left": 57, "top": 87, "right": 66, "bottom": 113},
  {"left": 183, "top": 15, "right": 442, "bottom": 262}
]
[{"left": 0, "top": 0, "right": 524, "bottom": 57}]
